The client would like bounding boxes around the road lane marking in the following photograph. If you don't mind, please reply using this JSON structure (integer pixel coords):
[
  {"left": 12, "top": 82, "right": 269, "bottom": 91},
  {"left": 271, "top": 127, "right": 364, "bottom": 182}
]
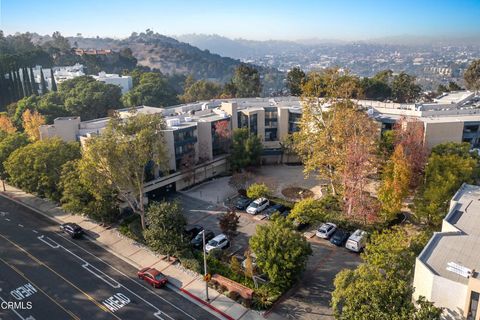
[
  {"left": 0, "top": 234, "right": 119, "bottom": 319},
  {"left": 5, "top": 218, "right": 10, "bottom": 221},
  {"left": 31, "top": 230, "right": 38, "bottom": 234},
  {"left": 17, "top": 224, "right": 24, "bottom": 228},
  {"left": 38, "top": 235, "right": 178, "bottom": 320},
  {"left": 10, "top": 283, "right": 37, "bottom": 300},
  {"left": 54, "top": 233, "right": 197, "bottom": 320},
  {"left": 82, "top": 263, "right": 121, "bottom": 289},
  {"left": 0, "top": 257, "right": 79, "bottom": 320},
  {"left": 102, "top": 293, "right": 131, "bottom": 313},
  {"left": 37, "top": 235, "right": 60, "bottom": 248}
]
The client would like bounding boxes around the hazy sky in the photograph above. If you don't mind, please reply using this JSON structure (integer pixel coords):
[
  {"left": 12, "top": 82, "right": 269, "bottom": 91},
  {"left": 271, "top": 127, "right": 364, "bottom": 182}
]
[{"left": 1, "top": 0, "right": 480, "bottom": 41}]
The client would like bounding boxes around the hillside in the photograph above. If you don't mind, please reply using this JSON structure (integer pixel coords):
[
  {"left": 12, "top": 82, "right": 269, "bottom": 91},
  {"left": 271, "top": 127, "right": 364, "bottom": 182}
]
[{"left": 66, "top": 31, "right": 285, "bottom": 92}]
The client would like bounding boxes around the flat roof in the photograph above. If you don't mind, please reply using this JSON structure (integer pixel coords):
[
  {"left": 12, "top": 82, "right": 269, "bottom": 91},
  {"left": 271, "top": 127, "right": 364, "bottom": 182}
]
[{"left": 419, "top": 184, "right": 480, "bottom": 284}]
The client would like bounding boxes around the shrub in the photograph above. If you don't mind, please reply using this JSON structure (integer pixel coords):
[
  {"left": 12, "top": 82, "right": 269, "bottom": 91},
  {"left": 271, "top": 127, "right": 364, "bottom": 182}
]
[
  {"left": 180, "top": 257, "right": 201, "bottom": 273},
  {"left": 252, "top": 285, "right": 281, "bottom": 310},
  {"left": 247, "top": 183, "right": 271, "bottom": 199},
  {"left": 228, "top": 291, "right": 240, "bottom": 301},
  {"left": 209, "top": 248, "right": 224, "bottom": 260}
]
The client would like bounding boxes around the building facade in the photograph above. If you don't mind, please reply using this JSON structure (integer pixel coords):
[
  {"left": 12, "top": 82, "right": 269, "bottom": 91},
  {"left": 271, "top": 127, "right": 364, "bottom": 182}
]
[{"left": 413, "top": 183, "right": 480, "bottom": 320}]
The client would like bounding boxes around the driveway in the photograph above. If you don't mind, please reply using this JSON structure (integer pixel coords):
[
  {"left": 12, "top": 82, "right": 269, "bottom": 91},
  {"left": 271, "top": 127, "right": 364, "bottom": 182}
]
[
  {"left": 266, "top": 238, "right": 362, "bottom": 320},
  {"left": 172, "top": 193, "right": 267, "bottom": 255}
]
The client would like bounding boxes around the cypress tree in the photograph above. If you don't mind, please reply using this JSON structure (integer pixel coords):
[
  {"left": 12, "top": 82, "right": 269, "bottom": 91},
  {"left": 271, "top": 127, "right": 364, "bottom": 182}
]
[
  {"left": 40, "top": 69, "right": 48, "bottom": 95},
  {"left": 50, "top": 68, "right": 57, "bottom": 92},
  {"left": 23, "top": 68, "right": 32, "bottom": 96},
  {"left": 29, "top": 68, "right": 38, "bottom": 95},
  {"left": 0, "top": 69, "right": 5, "bottom": 109},
  {"left": 13, "top": 70, "right": 22, "bottom": 100},
  {"left": 8, "top": 71, "right": 16, "bottom": 102}
]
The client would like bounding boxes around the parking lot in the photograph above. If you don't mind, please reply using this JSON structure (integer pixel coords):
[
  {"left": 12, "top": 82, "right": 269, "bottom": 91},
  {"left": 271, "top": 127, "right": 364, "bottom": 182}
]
[{"left": 174, "top": 168, "right": 362, "bottom": 320}]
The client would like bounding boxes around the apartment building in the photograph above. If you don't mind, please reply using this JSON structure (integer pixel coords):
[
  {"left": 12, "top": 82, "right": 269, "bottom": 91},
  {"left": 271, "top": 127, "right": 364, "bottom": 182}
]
[
  {"left": 39, "top": 91, "right": 480, "bottom": 195},
  {"left": 413, "top": 183, "right": 480, "bottom": 320}
]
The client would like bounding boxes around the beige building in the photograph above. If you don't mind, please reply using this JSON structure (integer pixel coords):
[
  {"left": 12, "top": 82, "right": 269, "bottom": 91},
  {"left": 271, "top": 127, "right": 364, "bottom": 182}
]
[
  {"left": 413, "top": 183, "right": 480, "bottom": 320},
  {"left": 39, "top": 92, "right": 480, "bottom": 196}
]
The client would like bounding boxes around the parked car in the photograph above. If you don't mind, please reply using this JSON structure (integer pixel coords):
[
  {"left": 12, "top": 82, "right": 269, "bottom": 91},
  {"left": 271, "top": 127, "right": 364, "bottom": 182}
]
[
  {"left": 205, "top": 234, "right": 230, "bottom": 253},
  {"left": 345, "top": 229, "right": 368, "bottom": 253},
  {"left": 137, "top": 267, "right": 168, "bottom": 288},
  {"left": 184, "top": 225, "right": 203, "bottom": 240},
  {"left": 235, "top": 196, "right": 252, "bottom": 210},
  {"left": 191, "top": 230, "right": 215, "bottom": 249},
  {"left": 59, "top": 223, "right": 84, "bottom": 238},
  {"left": 262, "top": 204, "right": 287, "bottom": 219},
  {"left": 329, "top": 229, "right": 350, "bottom": 246},
  {"left": 316, "top": 222, "right": 337, "bottom": 239},
  {"left": 246, "top": 198, "right": 270, "bottom": 215}
]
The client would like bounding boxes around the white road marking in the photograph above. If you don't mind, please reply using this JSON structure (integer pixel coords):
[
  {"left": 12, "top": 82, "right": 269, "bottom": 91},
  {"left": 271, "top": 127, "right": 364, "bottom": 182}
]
[
  {"left": 10, "top": 283, "right": 37, "bottom": 300},
  {"left": 37, "top": 233, "right": 178, "bottom": 320},
  {"left": 37, "top": 236, "right": 60, "bottom": 249},
  {"left": 82, "top": 263, "right": 121, "bottom": 289},
  {"left": 5, "top": 218, "right": 10, "bottom": 221},
  {"left": 31, "top": 230, "right": 38, "bottom": 234},
  {"left": 18, "top": 224, "right": 24, "bottom": 228},
  {"left": 102, "top": 293, "right": 131, "bottom": 313}
]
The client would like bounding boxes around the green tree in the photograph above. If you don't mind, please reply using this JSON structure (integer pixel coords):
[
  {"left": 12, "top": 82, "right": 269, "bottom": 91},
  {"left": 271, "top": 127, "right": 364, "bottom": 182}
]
[
  {"left": 58, "top": 76, "right": 123, "bottom": 121},
  {"left": 80, "top": 111, "right": 169, "bottom": 230},
  {"left": 392, "top": 72, "right": 422, "bottom": 103},
  {"left": 143, "top": 201, "right": 187, "bottom": 258},
  {"left": 286, "top": 67, "right": 306, "bottom": 96},
  {"left": 413, "top": 296, "right": 443, "bottom": 320},
  {"left": 288, "top": 196, "right": 341, "bottom": 225},
  {"left": 249, "top": 217, "right": 312, "bottom": 289},
  {"left": 464, "top": 59, "right": 480, "bottom": 91},
  {"left": 59, "top": 160, "right": 118, "bottom": 222},
  {"left": 39, "top": 69, "right": 48, "bottom": 94},
  {"left": 414, "top": 143, "right": 478, "bottom": 226},
  {"left": 4, "top": 138, "right": 80, "bottom": 200},
  {"left": 0, "top": 132, "right": 29, "bottom": 180},
  {"left": 360, "top": 77, "right": 392, "bottom": 100},
  {"left": 231, "top": 64, "right": 262, "bottom": 98},
  {"left": 181, "top": 78, "right": 222, "bottom": 103},
  {"left": 229, "top": 128, "right": 263, "bottom": 171},
  {"left": 122, "top": 72, "right": 179, "bottom": 107},
  {"left": 50, "top": 69, "right": 57, "bottom": 91},
  {"left": 246, "top": 183, "right": 271, "bottom": 199}
]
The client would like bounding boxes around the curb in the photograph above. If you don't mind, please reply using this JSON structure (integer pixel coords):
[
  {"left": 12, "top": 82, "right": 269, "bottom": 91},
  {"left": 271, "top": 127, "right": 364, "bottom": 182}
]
[
  {"left": 0, "top": 190, "right": 234, "bottom": 320},
  {"left": 180, "top": 287, "right": 235, "bottom": 320}
]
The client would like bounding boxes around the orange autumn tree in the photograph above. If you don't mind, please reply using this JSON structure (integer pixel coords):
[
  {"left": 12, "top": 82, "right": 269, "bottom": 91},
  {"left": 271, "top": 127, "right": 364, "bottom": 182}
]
[
  {"left": 22, "top": 109, "right": 46, "bottom": 141},
  {"left": 0, "top": 114, "right": 17, "bottom": 134}
]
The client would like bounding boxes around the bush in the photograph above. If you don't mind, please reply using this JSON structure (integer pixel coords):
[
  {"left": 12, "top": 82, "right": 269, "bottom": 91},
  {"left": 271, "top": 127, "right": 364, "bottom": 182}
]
[
  {"left": 252, "top": 285, "right": 282, "bottom": 310},
  {"left": 209, "top": 248, "right": 224, "bottom": 260},
  {"left": 247, "top": 183, "right": 271, "bottom": 199},
  {"left": 180, "top": 257, "right": 201, "bottom": 273},
  {"left": 228, "top": 291, "right": 240, "bottom": 301}
]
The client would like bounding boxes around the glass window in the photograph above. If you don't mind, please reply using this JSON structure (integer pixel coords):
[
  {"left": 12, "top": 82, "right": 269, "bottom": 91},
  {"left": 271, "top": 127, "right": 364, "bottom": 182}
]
[
  {"left": 265, "top": 128, "right": 278, "bottom": 141},
  {"left": 250, "top": 114, "right": 258, "bottom": 135}
]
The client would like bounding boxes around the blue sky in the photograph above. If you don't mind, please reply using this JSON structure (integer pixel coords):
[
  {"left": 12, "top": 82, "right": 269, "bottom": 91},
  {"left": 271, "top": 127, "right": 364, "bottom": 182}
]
[{"left": 1, "top": 0, "right": 480, "bottom": 40}]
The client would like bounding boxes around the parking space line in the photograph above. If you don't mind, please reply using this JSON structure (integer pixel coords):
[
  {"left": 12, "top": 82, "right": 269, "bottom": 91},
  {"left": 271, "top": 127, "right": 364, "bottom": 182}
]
[
  {"left": 0, "top": 256, "right": 80, "bottom": 320},
  {"left": 0, "top": 233, "right": 120, "bottom": 319}
]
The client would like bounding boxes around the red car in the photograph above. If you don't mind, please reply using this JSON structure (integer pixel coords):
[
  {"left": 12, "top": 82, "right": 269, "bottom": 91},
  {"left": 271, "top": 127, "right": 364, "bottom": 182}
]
[{"left": 137, "top": 267, "right": 168, "bottom": 288}]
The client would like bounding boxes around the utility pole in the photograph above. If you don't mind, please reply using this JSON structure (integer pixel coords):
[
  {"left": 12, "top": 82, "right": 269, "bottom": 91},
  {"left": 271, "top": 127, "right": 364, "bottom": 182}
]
[{"left": 202, "top": 231, "right": 210, "bottom": 302}]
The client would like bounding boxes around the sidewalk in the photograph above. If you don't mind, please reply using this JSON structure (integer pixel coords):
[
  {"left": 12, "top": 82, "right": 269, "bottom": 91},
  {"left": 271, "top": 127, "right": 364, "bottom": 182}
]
[{"left": 1, "top": 183, "right": 264, "bottom": 320}]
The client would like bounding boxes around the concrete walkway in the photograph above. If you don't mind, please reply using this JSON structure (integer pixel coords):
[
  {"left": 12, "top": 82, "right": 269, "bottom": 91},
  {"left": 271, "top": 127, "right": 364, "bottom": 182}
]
[{"left": 0, "top": 183, "right": 264, "bottom": 320}]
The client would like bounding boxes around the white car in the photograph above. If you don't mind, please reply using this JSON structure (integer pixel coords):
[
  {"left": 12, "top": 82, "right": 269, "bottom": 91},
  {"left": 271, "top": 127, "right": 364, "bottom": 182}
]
[
  {"left": 205, "top": 234, "right": 230, "bottom": 253},
  {"left": 345, "top": 229, "right": 368, "bottom": 253},
  {"left": 246, "top": 198, "right": 270, "bottom": 215},
  {"left": 316, "top": 223, "right": 337, "bottom": 239}
]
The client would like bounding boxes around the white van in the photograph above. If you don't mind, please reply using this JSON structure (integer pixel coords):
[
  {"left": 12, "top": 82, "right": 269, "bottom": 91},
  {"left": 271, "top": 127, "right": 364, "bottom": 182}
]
[{"left": 345, "top": 229, "right": 367, "bottom": 253}]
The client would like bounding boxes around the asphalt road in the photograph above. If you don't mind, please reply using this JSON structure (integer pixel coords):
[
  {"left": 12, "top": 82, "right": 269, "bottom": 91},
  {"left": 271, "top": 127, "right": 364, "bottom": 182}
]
[{"left": 0, "top": 196, "right": 217, "bottom": 320}]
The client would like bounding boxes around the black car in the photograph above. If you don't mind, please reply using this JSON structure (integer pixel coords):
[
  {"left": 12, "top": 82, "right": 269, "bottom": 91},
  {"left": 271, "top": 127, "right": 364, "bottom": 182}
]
[
  {"left": 263, "top": 204, "right": 287, "bottom": 219},
  {"left": 329, "top": 229, "right": 351, "bottom": 246},
  {"left": 184, "top": 225, "right": 204, "bottom": 240},
  {"left": 191, "top": 230, "right": 215, "bottom": 249},
  {"left": 60, "top": 223, "right": 84, "bottom": 238},
  {"left": 235, "top": 196, "right": 252, "bottom": 210}
]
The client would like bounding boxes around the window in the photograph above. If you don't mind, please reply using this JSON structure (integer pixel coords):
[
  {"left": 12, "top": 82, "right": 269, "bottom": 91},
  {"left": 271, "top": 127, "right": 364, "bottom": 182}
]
[
  {"left": 288, "top": 111, "right": 301, "bottom": 133},
  {"left": 265, "top": 107, "right": 278, "bottom": 128},
  {"left": 468, "top": 291, "right": 479, "bottom": 320},
  {"left": 238, "top": 112, "right": 248, "bottom": 129},
  {"left": 250, "top": 114, "right": 258, "bottom": 135},
  {"left": 265, "top": 128, "right": 278, "bottom": 141}
]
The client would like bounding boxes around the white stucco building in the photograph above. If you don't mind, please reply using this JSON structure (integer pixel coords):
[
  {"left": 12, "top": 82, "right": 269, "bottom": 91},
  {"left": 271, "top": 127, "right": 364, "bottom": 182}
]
[{"left": 413, "top": 183, "right": 480, "bottom": 320}]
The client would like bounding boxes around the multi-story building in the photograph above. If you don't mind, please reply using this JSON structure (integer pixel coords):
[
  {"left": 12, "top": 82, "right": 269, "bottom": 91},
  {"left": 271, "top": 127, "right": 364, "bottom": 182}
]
[
  {"left": 413, "top": 183, "right": 480, "bottom": 320},
  {"left": 39, "top": 91, "right": 480, "bottom": 196}
]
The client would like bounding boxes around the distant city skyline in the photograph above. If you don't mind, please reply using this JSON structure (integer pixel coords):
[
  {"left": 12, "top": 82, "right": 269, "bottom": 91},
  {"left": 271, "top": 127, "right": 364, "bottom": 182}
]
[{"left": 1, "top": 0, "right": 480, "bottom": 41}]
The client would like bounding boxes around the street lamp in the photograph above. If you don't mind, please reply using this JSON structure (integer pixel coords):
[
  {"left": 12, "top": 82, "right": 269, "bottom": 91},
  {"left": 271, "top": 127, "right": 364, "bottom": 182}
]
[{"left": 202, "top": 230, "right": 210, "bottom": 302}]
